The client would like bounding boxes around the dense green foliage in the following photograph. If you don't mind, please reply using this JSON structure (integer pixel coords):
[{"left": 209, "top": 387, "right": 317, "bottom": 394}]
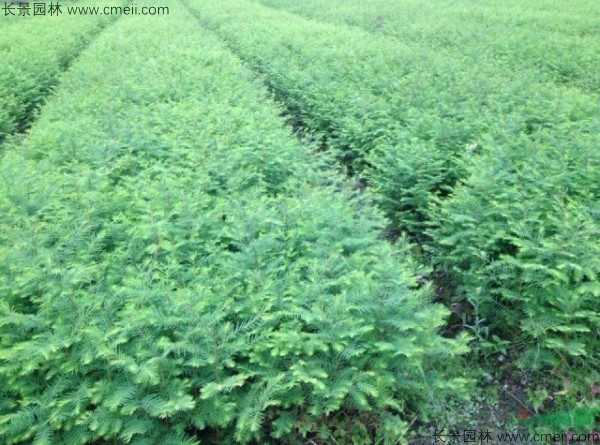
[
  {"left": 1, "top": 0, "right": 597, "bottom": 441},
  {"left": 257, "top": 0, "right": 600, "bottom": 93},
  {"left": 193, "top": 0, "right": 599, "bottom": 398},
  {"left": 188, "top": 0, "right": 478, "bottom": 234},
  {"left": 189, "top": 0, "right": 598, "bottom": 238},
  {"left": 429, "top": 129, "right": 600, "bottom": 374},
  {"left": 0, "top": 1, "right": 119, "bottom": 145},
  {"left": 0, "top": 6, "right": 468, "bottom": 444}
]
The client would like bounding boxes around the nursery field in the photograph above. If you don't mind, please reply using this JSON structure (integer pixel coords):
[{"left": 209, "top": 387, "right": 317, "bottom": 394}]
[
  {"left": 0, "top": 0, "right": 598, "bottom": 444},
  {"left": 0, "top": 1, "right": 122, "bottom": 146}
]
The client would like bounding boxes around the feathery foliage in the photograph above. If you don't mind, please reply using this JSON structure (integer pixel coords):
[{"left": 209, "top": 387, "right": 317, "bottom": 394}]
[
  {"left": 0, "top": 0, "right": 122, "bottom": 146},
  {"left": 188, "top": 0, "right": 599, "bottom": 239},
  {"left": 429, "top": 128, "right": 600, "bottom": 376},
  {"left": 0, "top": 5, "right": 468, "bottom": 444},
  {"left": 257, "top": 0, "right": 600, "bottom": 93},
  {"left": 191, "top": 0, "right": 599, "bottom": 405}
]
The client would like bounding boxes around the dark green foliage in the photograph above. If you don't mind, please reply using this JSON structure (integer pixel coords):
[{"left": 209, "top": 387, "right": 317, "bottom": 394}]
[
  {"left": 367, "top": 139, "right": 467, "bottom": 238},
  {"left": 0, "top": 7, "right": 468, "bottom": 444},
  {"left": 428, "top": 128, "right": 600, "bottom": 375}
]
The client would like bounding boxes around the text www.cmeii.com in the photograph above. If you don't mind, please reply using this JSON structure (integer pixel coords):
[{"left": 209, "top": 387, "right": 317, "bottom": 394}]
[{"left": 3, "top": 2, "right": 169, "bottom": 16}]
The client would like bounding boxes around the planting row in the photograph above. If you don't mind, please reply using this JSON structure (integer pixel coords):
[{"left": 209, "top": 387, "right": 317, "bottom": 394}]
[
  {"left": 257, "top": 0, "right": 600, "bottom": 93},
  {"left": 430, "top": 123, "right": 600, "bottom": 379},
  {"left": 0, "top": 4, "right": 468, "bottom": 444},
  {"left": 0, "top": 1, "right": 122, "bottom": 145},
  {"left": 192, "top": 0, "right": 600, "bottom": 388},
  {"left": 190, "top": 0, "right": 598, "bottom": 234}
]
